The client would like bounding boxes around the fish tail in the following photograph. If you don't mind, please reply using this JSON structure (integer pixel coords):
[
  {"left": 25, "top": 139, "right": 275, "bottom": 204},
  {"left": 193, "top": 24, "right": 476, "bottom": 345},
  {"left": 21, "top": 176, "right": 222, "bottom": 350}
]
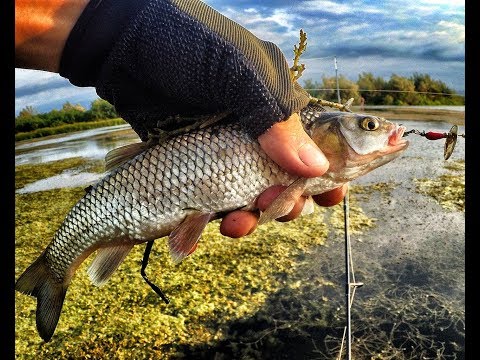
[{"left": 15, "top": 254, "right": 67, "bottom": 342}]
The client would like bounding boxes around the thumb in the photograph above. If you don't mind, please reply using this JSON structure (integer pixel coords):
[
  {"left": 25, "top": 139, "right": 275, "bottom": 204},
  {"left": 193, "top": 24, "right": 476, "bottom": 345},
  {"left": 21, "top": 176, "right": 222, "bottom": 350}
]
[{"left": 258, "top": 113, "right": 329, "bottom": 178}]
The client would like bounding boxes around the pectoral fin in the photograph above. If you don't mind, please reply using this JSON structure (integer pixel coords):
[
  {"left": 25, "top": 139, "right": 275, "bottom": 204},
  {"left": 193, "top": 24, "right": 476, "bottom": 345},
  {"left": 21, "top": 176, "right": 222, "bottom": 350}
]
[
  {"left": 258, "top": 178, "right": 309, "bottom": 225},
  {"left": 87, "top": 244, "right": 134, "bottom": 286},
  {"left": 301, "top": 196, "right": 315, "bottom": 216},
  {"left": 168, "top": 211, "right": 214, "bottom": 264}
]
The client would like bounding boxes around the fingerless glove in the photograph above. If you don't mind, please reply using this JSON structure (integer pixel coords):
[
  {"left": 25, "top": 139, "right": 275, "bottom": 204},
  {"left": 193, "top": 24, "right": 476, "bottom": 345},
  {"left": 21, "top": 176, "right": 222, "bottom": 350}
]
[{"left": 59, "top": 0, "right": 310, "bottom": 140}]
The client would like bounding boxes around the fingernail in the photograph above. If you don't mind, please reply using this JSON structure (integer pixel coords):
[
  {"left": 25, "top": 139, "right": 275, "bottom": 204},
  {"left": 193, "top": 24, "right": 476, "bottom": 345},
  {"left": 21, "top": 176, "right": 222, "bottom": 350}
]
[{"left": 298, "top": 143, "right": 327, "bottom": 168}]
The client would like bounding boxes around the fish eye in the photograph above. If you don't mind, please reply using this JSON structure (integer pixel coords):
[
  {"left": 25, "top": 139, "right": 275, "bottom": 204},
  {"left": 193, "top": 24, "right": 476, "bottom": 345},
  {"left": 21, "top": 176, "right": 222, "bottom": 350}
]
[{"left": 360, "top": 118, "right": 380, "bottom": 131}]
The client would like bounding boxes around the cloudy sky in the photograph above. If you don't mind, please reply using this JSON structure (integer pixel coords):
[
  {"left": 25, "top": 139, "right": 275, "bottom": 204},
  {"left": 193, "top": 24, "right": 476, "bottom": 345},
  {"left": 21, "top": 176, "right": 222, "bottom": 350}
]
[{"left": 15, "top": 0, "right": 465, "bottom": 116}]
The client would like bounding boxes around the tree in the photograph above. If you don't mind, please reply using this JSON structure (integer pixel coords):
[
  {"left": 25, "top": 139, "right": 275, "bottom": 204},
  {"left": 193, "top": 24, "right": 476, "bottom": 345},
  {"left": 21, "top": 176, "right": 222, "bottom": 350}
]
[
  {"left": 386, "top": 74, "right": 416, "bottom": 105},
  {"left": 62, "top": 102, "right": 86, "bottom": 112},
  {"left": 410, "top": 73, "right": 462, "bottom": 105},
  {"left": 89, "top": 99, "right": 118, "bottom": 119},
  {"left": 17, "top": 106, "right": 38, "bottom": 119},
  {"left": 302, "top": 79, "right": 323, "bottom": 98},
  {"left": 357, "top": 72, "right": 386, "bottom": 105},
  {"left": 320, "top": 75, "right": 360, "bottom": 104}
]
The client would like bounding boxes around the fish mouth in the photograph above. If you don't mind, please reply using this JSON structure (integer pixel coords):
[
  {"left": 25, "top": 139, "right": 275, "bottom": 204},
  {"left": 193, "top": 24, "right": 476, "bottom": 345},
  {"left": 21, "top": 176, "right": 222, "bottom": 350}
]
[
  {"left": 386, "top": 124, "right": 409, "bottom": 153},
  {"left": 355, "top": 124, "right": 409, "bottom": 174}
]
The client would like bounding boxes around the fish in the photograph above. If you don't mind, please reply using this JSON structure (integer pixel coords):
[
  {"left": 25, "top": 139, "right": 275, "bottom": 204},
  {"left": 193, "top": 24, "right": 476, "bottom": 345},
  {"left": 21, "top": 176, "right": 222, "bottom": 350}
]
[{"left": 15, "top": 104, "right": 409, "bottom": 342}]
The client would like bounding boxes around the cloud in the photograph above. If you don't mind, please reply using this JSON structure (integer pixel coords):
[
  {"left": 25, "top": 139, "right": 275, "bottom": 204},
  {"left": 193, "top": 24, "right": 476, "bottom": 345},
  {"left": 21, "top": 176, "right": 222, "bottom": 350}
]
[
  {"left": 436, "top": 20, "right": 465, "bottom": 42},
  {"left": 218, "top": 7, "right": 301, "bottom": 46},
  {"left": 15, "top": 78, "right": 73, "bottom": 98},
  {"left": 299, "top": 0, "right": 355, "bottom": 14},
  {"left": 420, "top": 0, "right": 464, "bottom": 6},
  {"left": 15, "top": 69, "right": 98, "bottom": 115}
]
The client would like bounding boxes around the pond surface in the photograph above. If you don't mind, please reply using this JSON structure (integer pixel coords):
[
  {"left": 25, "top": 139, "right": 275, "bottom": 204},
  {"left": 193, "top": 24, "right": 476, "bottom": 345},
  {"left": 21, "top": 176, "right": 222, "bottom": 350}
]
[
  {"left": 15, "top": 125, "right": 141, "bottom": 193},
  {"left": 15, "top": 124, "right": 140, "bottom": 166},
  {"left": 15, "top": 120, "right": 465, "bottom": 167}
]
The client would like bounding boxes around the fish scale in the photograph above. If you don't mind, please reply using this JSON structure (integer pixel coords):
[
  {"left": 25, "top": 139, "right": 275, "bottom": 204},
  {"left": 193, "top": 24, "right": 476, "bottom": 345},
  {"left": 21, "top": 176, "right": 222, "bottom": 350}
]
[{"left": 15, "top": 105, "right": 409, "bottom": 342}]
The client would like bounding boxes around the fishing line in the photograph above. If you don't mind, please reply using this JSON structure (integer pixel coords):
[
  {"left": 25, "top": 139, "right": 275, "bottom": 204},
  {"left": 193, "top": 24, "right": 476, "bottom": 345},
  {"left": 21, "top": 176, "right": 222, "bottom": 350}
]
[{"left": 337, "top": 187, "right": 364, "bottom": 360}]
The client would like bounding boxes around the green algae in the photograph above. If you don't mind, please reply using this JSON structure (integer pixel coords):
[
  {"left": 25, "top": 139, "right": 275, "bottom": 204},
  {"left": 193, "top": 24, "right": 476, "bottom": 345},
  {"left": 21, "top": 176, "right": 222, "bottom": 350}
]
[
  {"left": 15, "top": 156, "right": 463, "bottom": 359},
  {"left": 414, "top": 160, "right": 465, "bottom": 211}
]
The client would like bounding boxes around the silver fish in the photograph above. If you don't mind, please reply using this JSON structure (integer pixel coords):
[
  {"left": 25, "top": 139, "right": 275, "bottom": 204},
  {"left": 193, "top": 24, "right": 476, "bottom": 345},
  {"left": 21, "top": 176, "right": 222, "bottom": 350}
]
[{"left": 15, "top": 105, "right": 408, "bottom": 341}]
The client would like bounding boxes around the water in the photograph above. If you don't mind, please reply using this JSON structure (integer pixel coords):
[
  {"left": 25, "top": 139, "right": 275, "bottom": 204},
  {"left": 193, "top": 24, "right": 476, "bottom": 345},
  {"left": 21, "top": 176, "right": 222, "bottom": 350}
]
[
  {"left": 16, "top": 170, "right": 108, "bottom": 194},
  {"left": 15, "top": 125, "right": 141, "bottom": 193},
  {"left": 15, "top": 124, "right": 140, "bottom": 166},
  {"left": 15, "top": 120, "right": 465, "bottom": 356},
  {"left": 318, "top": 118, "right": 465, "bottom": 358}
]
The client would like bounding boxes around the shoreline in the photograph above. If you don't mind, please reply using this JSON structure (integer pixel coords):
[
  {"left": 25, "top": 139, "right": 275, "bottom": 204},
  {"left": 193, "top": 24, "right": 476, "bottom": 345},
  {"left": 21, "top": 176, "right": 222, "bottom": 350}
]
[{"left": 350, "top": 106, "right": 465, "bottom": 125}]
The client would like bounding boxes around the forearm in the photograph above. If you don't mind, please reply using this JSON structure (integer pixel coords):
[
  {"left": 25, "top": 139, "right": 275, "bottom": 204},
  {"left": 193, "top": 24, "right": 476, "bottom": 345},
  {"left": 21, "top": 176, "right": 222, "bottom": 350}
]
[{"left": 15, "top": 0, "right": 90, "bottom": 72}]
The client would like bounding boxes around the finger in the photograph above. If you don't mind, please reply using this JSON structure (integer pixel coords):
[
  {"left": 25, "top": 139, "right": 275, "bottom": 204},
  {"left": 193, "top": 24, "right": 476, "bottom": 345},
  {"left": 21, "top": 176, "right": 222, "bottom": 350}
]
[
  {"left": 256, "top": 185, "right": 307, "bottom": 222},
  {"left": 312, "top": 184, "right": 349, "bottom": 207},
  {"left": 220, "top": 210, "right": 258, "bottom": 238},
  {"left": 258, "top": 113, "right": 329, "bottom": 178}
]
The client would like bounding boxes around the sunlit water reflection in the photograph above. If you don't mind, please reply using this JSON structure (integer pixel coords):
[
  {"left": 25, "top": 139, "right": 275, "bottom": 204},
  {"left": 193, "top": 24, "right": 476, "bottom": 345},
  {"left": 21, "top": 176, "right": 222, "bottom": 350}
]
[
  {"left": 15, "top": 125, "right": 140, "bottom": 193},
  {"left": 15, "top": 124, "right": 140, "bottom": 166}
]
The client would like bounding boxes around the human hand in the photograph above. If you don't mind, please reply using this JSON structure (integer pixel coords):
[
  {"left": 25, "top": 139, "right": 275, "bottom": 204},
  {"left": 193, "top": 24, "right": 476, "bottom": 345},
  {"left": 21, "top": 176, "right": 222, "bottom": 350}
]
[
  {"left": 219, "top": 113, "right": 348, "bottom": 238},
  {"left": 57, "top": 0, "right": 311, "bottom": 142}
]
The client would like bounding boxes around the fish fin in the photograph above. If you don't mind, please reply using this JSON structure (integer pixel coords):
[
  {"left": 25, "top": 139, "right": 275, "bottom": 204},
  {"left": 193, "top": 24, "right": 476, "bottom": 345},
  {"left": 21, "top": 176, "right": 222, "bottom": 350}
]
[
  {"left": 105, "top": 142, "right": 149, "bottom": 172},
  {"left": 258, "top": 178, "right": 309, "bottom": 225},
  {"left": 87, "top": 244, "right": 134, "bottom": 287},
  {"left": 300, "top": 196, "right": 315, "bottom": 216},
  {"left": 15, "top": 254, "right": 67, "bottom": 342},
  {"left": 168, "top": 211, "right": 214, "bottom": 264}
]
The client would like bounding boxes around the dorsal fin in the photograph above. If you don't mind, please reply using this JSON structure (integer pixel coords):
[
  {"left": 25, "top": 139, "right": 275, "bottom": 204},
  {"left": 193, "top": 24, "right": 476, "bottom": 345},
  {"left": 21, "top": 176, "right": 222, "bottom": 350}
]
[{"left": 105, "top": 142, "right": 149, "bottom": 172}]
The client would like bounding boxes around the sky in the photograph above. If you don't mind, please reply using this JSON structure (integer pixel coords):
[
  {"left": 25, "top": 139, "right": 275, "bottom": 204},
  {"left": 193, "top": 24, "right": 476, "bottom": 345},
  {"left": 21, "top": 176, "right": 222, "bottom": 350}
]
[{"left": 15, "top": 0, "right": 465, "bottom": 116}]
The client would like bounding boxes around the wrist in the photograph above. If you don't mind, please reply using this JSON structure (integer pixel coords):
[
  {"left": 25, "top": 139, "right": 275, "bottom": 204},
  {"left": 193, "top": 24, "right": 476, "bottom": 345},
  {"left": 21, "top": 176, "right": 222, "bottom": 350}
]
[{"left": 15, "top": 0, "right": 90, "bottom": 72}]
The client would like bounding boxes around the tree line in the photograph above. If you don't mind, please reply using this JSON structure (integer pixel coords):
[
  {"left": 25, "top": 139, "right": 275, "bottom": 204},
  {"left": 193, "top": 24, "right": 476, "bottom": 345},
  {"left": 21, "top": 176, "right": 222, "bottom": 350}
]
[
  {"left": 16, "top": 72, "right": 464, "bottom": 134},
  {"left": 15, "top": 99, "right": 118, "bottom": 134},
  {"left": 303, "top": 72, "right": 464, "bottom": 106}
]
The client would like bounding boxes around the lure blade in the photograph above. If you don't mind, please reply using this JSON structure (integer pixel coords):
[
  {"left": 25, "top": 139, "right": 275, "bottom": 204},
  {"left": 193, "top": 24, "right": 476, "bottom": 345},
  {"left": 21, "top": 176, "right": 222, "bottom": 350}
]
[{"left": 444, "top": 125, "right": 458, "bottom": 160}]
